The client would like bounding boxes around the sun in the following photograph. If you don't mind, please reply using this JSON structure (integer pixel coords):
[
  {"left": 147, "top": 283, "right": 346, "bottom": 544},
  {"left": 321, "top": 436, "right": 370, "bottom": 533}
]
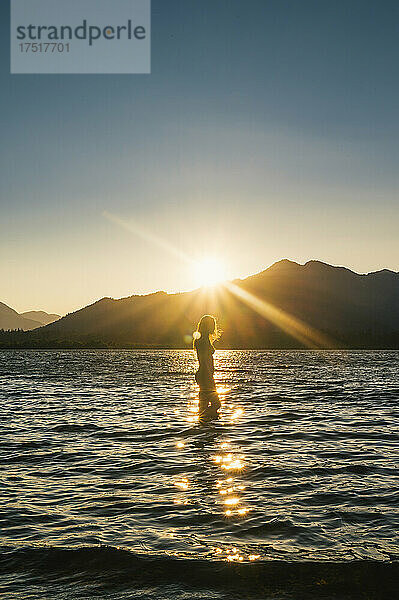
[{"left": 194, "top": 257, "right": 227, "bottom": 287}]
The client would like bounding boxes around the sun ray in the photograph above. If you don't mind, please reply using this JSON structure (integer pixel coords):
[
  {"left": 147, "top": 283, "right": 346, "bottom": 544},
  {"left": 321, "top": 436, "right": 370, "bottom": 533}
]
[
  {"left": 103, "top": 211, "right": 194, "bottom": 265},
  {"left": 103, "top": 211, "right": 335, "bottom": 348},
  {"left": 223, "top": 281, "right": 336, "bottom": 349}
]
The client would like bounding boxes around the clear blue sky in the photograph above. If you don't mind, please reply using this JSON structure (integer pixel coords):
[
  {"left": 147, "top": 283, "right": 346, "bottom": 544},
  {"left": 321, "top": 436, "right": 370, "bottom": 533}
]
[{"left": 1, "top": 0, "right": 398, "bottom": 314}]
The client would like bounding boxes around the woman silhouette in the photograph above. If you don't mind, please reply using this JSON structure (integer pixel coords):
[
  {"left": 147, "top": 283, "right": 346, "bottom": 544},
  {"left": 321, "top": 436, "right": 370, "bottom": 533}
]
[{"left": 193, "top": 315, "right": 221, "bottom": 420}]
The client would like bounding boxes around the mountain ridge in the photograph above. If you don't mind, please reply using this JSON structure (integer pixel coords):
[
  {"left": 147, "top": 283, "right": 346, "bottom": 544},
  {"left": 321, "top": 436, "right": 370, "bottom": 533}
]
[
  {"left": 1, "top": 259, "right": 398, "bottom": 349},
  {"left": 0, "top": 303, "right": 60, "bottom": 331},
  {"left": 20, "top": 311, "right": 61, "bottom": 326}
]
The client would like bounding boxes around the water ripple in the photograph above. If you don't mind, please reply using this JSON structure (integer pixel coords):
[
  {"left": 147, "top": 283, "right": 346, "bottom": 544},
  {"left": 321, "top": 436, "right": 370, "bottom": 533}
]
[{"left": 0, "top": 349, "right": 398, "bottom": 598}]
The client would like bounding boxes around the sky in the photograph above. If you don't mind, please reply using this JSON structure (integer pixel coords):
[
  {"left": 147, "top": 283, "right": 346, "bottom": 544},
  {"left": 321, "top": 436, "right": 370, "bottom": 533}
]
[{"left": 1, "top": 0, "right": 398, "bottom": 315}]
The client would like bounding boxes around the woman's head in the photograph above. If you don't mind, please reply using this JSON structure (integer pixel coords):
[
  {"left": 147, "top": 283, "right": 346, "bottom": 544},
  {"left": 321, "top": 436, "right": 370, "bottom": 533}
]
[{"left": 195, "top": 315, "right": 218, "bottom": 342}]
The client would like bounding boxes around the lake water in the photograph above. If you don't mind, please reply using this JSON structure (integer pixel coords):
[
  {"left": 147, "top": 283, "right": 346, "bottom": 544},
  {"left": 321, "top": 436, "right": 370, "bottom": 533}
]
[{"left": 0, "top": 350, "right": 398, "bottom": 599}]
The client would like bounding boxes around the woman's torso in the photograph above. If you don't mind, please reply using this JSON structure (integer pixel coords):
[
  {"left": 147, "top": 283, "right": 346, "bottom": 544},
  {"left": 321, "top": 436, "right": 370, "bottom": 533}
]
[{"left": 195, "top": 338, "right": 215, "bottom": 389}]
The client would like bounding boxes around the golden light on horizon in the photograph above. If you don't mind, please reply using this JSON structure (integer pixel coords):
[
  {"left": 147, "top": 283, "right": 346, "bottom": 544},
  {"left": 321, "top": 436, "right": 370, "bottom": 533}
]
[{"left": 104, "top": 211, "right": 336, "bottom": 349}]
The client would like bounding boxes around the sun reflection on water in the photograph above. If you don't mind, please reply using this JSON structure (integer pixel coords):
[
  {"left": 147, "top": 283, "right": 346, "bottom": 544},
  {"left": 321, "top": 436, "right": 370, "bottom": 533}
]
[
  {"left": 216, "top": 385, "right": 230, "bottom": 396},
  {"left": 212, "top": 438, "right": 249, "bottom": 516},
  {"left": 212, "top": 546, "right": 260, "bottom": 562},
  {"left": 211, "top": 546, "right": 261, "bottom": 562},
  {"left": 171, "top": 370, "right": 252, "bottom": 549},
  {"left": 174, "top": 478, "right": 189, "bottom": 490},
  {"left": 231, "top": 408, "right": 244, "bottom": 420},
  {"left": 224, "top": 497, "right": 240, "bottom": 506},
  {"left": 186, "top": 393, "right": 200, "bottom": 424}
]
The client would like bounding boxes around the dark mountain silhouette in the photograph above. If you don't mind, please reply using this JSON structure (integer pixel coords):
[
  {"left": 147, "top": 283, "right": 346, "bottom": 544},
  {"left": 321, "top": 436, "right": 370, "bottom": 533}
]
[
  {"left": 0, "top": 302, "right": 42, "bottom": 331},
  {"left": 0, "top": 303, "right": 60, "bottom": 331},
  {"left": 1, "top": 260, "right": 398, "bottom": 349},
  {"left": 20, "top": 310, "right": 60, "bottom": 326}
]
